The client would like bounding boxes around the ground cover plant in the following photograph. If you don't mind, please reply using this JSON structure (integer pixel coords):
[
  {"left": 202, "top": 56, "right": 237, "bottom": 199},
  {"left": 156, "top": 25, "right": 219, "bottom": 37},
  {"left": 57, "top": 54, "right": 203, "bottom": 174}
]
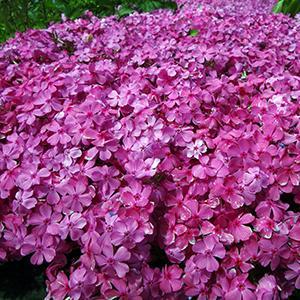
[{"left": 0, "top": 0, "right": 300, "bottom": 298}]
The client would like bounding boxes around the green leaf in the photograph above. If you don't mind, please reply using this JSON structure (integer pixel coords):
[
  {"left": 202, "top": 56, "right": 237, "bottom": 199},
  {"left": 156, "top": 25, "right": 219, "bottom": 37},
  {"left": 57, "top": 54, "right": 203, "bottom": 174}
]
[
  {"left": 273, "top": 0, "right": 300, "bottom": 16},
  {"left": 273, "top": 0, "right": 284, "bottom": 12},
  {"left": 285, "top": 0, "right": 300, "bottom": 16},
  {"left": 117, "top": 6, "right": 134, "bottom": 18},
  {"left": 241, "top": 71, "right": 247, "bottom": 80},
  {"left": 189, "top": 29, "right": 199, "bottom": 37},
  {"left": 139, "top": 1, "right": 162, "bottom": 12}
]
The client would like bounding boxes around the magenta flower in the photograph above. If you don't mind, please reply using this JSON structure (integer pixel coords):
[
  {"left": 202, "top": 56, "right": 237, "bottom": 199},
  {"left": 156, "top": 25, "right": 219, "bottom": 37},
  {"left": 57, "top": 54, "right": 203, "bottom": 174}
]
[
  {"left": 186, "top": 139, "right": 207, "bottom": 159},
  {"left": 193, "top": 235, "right": 225, "bottom": 272},
  {"left": 285, "top": 261, "right": 300, "bottom": 289},
  {"left": 229, "top": 213, "right": 255, "bottom": 242},
  {"left": 277, "top": 156, "right": 300, "bottom": 187},
  {"left": 47, "top": 121, "right": 72, "bottom": 145},
  {"left": 121, "top": 180, "right": 152, "bottom": 208},
  {"left": 47, "top": 271, "right": 70, "bottom": 300},
  {"left": 62, "top": 181, "right": 92, "bottom": 212},
  {"left": 13, "top": 190, "right": 37, "bottom": 210},
  {"left": 159, "top": 265, "right": 183, "bottom": 293},
  {"left": 141, "top": 265, "right": 161, "bottom": 298},
  {"left": 255, "top": 198, "right": 288, "bottom": 221},
  {"left": 111, "top": 218, "right": 144, "bottom": 248},
  {"left": 86, "top": 165, "right": 120, "bottom": 193},
  {"left": 1, "top": 1, "right": 300, "bottom": 298},
  {"left": 243, "top": 167, "right": 269, "bottom": 194},
  {"left": 0, "top": 143, "right": 20, "bottom": 169},
  {"left": 28, "top": 204, "right": 62, "bottom": 235},
  {"left": 215, "top": 177, "right": 244, "bottom": 208},
  {"left": 226, "top": 247, "right": 253, "bottom": 273},
  {"left": 59, "top": 213, "right": 87, "bottom": 241},
  {"left": 69, "top": 267, "right": 97, "bottom": 300},
  {"left": 84, "top": 128, "right": 118, "bottom": 161},
  {"left": 21, "top": 234, "right": 56, "bottom": 265},
  {"left": 256, "top": 275, "right": 280, "bottom": 300},
  {"left": 124, "top": 155, "right": 160, "bottom": 179},
  {"left": 16, "top": 165, "right": 50, "bottom": 190},
  {"left": 225, "top": 274, "right": 256, "bottom": 300},
  {"left": 185, "top": 199, "right": 213, "bottom": 227},
  {"left": 96, "top": 244, "right": 131, "bottom": 278},
  {"left": 105, "top": 278, "right": 143, "bottom": 300},
  {"left": 290, "top": 223, "right": 300, "bottom": 241},
  {"left": 259, "top": 235, "right": 289, "bottom": 270}
]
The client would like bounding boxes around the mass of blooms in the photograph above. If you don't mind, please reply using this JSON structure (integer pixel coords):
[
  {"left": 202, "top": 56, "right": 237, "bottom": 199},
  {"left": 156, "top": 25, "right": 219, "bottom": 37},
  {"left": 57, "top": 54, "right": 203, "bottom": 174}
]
[{"left": 0, "top": 0, "right": 300, "bottom": 298}]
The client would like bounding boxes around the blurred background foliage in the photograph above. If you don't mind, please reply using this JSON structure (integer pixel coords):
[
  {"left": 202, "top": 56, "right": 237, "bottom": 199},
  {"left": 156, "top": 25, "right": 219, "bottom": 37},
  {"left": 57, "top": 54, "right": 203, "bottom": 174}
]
[
  {"left": 0, "top": 257, "right": 46, "bottom": 299},
  {"left": 0, "top": 0, "right": 177, "bottom": 43},
  {"left": 273, "top": 0, "right": 300, "bottom": 16}
]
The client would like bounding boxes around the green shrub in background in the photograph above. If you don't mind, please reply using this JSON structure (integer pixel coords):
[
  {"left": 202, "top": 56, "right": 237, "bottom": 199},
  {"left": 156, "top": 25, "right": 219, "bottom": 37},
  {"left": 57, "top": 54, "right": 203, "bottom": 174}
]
[
  {"left": 273, "top": 0, "right": 300, "bottom": 16},
  {"left": 0, "top": 0, "right": 177, "bottom": 43}
]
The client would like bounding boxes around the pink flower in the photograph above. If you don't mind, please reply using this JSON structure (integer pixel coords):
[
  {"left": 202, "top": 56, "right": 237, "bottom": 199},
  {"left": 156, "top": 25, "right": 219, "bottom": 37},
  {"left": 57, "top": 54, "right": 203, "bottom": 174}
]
[
  {"left": 47, "top": 121, "right": 72, "bottom": 145},
  {"left": 256, "top": 275, "right": 280, "bottom": 300},
  {"left": 69, "top": 267, "right": 97, "bottom": 300},
  {"left": 141, "top": 265, "right": 161, "bottom": 298},
  {"left": 47, "top": 271, "right": 70, "bottom": 300},
  {"left": 59, "top": 213, "right": 87, "bottom": 240},
  {"left": 259, "top": 235, "right": 289, "bottom": 270},
  {"left": 193, "top": 235, "right": 225, "bottom": 272},
  {"left": 62, "top": 181, "right": 92, "bottom": 212},
  {"left": 105, "top": 278, "right": 143, "bottom": 300},
  {"left": 290, "top": 223, "right": 300, "bottom": 241},
  {"left": 229, "top": 214, "right": 255, "bottom": 242},
  {"left": 254, "top": 216, "right": 278, "bottom": 239},
  {"left": 225, "top": 274, "right": 256, "bottom": 300},
  {"left": 159, "top": 265, "right": 183, "bottom": 293},
  {"left": 186, "top": 139, "right": 207, "bottom": 159},
  {"left": 13, "top": 190, "right": 37, "bottom": 210},
  {"left": 111, "top": 218, "right": 144, "bottom": 248},
  {"left": 96, "top": 243, "right": 131, "bottom": 278},
  {"left": 285, "top": 261, "right": 300, "bottom": 289},
  {"left": 225, "top": 247, "right": 253, "bottom": 273},
  {"left": 84, "top": 128, "right": 118, "bottom": 161},
  {"left": 0, "top": 143, "right": 20, "bottom": 169},
  {"left": 21, "top": 234, "right": 56, "bottom": 265},
  {"left": 86, "top": 165, "right": 120, "bottom": 193},
  {"left": 277, "top": 156, "right": 300, "bottom": 187},
  {"left": 125, "top": 155, "right": 160, "bottom": 179},
  {"left": 185, "top": 199, "right": 214, "bottom": 227},
  {"left": 28, "top": 204, "right": 62, "bottom": 235},
  {"left": 215, "top": 177, "right": 244, "bottom": 208},
  {"left": 243, "top": 167, "right": 269, "bottom": 194},
  {"left": 16, "top": 165, "right": 50, "bottom": 190},
  {"left": 121, "top": 180, "right": 151, "bottom": 208},
  {"left": 255, "top": 198, "right": 288, "bottom": 221}
]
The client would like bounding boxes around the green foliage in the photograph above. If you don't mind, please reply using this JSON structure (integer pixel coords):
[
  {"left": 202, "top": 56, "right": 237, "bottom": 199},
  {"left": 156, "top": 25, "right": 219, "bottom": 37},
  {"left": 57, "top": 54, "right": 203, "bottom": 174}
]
[
  {"left": 273, "top": 0, "right": 300, "bottom": 17},
  {"left": 0, "top": 0, "right": 177, "bottom": 43},
  {"left": 188, "top": 29, "right": 199, "bottom": 37},
  {"left": 0, "top": 258, "right": 46, "bottom": 299}
]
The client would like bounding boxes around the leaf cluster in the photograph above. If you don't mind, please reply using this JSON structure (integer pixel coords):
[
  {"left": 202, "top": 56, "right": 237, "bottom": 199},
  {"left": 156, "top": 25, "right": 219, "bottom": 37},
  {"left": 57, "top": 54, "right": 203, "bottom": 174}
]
[
  {"left": 273, "top": 0, "right": 300, "bottom": 17},
  {"left": 0, "top": 0, "right": 177, "bottom": 43}
]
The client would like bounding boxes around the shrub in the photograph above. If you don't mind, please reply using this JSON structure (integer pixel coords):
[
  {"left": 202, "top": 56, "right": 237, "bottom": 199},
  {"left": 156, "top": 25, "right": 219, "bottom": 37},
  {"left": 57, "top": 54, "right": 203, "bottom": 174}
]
[
  {"left": 273, "top": 0, "right": 300, "bottom": 16},
  {"left": 0, "top": 0, "right": 300, "bottom": 299},
  {"left": 0, "top": 0, "right": 177, "bottom": 43}
]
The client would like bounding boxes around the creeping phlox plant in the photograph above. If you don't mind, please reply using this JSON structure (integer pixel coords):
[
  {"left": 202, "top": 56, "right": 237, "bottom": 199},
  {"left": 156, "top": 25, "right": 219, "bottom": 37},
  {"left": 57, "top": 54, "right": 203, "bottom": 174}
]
[{"left": 0, "top": 0, "right": 300, "bottom": 299}]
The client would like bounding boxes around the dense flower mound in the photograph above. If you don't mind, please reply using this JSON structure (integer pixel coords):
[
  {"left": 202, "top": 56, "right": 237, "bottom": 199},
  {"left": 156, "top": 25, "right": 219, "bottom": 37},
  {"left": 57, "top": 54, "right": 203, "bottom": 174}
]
[{"left": 0, "top": 0, "right": 300, "bottom": 298}]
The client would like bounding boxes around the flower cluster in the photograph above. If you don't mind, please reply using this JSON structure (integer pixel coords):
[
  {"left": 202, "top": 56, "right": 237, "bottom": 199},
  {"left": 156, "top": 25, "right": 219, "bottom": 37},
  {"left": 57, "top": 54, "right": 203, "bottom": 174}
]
[{"left": 0, "top": 0, "right": 300, "bottom": 299}]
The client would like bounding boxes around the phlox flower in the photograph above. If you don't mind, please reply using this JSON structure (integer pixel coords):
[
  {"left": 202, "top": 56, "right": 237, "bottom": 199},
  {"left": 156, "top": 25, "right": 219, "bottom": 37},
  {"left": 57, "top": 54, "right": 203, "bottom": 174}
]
[
  {"left": 95, "top": 243, "right": 131, "bottom": 278},
  {"left": 193, "top": 235, "right": 225, "bottom": 272},
  {"left": 186, "top": 139, "right": 207, "bottom": 159}
]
